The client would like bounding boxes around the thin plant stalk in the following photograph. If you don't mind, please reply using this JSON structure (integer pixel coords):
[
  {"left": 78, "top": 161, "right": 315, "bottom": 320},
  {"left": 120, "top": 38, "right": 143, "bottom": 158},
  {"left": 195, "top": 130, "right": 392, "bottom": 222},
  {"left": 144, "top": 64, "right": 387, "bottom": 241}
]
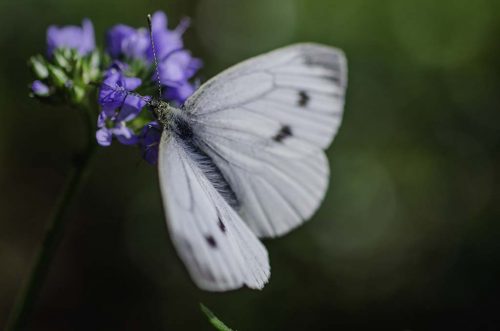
[{"left": 5, "top": 107, "right": 97, "bottom": 331}]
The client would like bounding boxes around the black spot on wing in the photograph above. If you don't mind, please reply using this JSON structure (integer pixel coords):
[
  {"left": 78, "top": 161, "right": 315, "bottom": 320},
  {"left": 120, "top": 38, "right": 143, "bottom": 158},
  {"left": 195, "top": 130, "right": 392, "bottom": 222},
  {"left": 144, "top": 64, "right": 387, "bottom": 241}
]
[
  {"left": 298, "top": 90, "right": 310, "bottom": 107},
  {"left": 324, "top": 75, "right": 341, "bottom": 84},
  {"left": 218, "top": 217, "right": 226, "bottom": 233},
  {"left": 273, "top": 125, "right": 292, "bottom": 143},
  {"left": 205, "top": 235, "right": 217, "bottom": 248},
  {"left": 304, "top": 52, "right": 342, "bottom": 72},
  {"left": 302, "top": 49, "right": 344, "bottom": 85}
]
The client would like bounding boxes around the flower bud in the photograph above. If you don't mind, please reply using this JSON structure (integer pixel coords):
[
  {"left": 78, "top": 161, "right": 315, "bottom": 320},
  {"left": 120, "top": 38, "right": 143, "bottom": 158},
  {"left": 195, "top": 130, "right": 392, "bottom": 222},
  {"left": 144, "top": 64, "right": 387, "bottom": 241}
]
[
  {"left": 81, "top": 52, "right": 99, "bottom": 83},
  {"left": 53, "top": 50, "right": 71, "bottom": 71},
  {"left": 87, "top": 51, "right": 101, "bottom": 82},
  {"left": 29, "top": 56, "right": 49, "bottom": 79},
  {"left": 48, "top": 64, "right": 69, "bottom": 87},
  {"left": 30, "top": 80, "right": 50, "bottom": 97},
  {"left": 71, "top": 85, "right": 86, "bottom": 103}
]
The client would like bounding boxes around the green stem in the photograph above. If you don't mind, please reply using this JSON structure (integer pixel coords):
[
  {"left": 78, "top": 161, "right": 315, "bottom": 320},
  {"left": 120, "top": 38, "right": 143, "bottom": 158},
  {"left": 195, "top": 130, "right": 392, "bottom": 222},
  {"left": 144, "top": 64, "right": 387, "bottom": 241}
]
[{"left": 5, "top": 119, "right": 98, "bottom": 331}]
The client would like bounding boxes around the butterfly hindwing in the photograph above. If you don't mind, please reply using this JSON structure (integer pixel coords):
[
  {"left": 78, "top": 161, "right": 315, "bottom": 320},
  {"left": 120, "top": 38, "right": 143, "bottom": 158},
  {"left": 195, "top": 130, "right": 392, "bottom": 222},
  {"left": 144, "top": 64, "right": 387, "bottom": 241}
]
[
  {"left": 158, "top": 131, "right": 270, "bottom": 291},
  {"left": 184, "top": 43, "right": 347, "bottom": 238}
]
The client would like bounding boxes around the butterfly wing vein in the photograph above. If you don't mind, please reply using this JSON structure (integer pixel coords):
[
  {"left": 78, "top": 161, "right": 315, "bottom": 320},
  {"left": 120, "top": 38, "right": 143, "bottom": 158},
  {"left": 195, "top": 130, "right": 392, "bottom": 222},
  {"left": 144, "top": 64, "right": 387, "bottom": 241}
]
[{"left": 186, "top": 43, "right": 347, "bottom": 238}]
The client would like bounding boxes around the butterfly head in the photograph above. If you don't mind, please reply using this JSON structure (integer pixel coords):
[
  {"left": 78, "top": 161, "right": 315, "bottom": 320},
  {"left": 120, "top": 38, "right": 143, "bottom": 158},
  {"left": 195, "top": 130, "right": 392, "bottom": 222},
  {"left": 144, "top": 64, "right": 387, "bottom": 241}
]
[{"left": 150, "top": 98, "right": 179, "bottom": 127}]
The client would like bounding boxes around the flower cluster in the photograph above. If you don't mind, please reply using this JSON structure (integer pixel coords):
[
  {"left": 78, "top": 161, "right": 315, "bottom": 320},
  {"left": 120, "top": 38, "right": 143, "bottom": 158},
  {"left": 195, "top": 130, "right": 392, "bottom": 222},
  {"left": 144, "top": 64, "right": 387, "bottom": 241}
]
[
  {"left": 28, "top": 11, "right": 202, "bottom": 164},
  {"left": 29, "top": 19, "right": 101, "bottom": 105}
]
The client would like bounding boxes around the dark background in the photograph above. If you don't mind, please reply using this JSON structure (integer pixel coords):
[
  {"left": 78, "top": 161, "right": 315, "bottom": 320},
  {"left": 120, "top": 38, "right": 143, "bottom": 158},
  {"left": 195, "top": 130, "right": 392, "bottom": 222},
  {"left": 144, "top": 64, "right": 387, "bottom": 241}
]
[{"left": 1, "top": 0, "right": 500, "bottom": 330}]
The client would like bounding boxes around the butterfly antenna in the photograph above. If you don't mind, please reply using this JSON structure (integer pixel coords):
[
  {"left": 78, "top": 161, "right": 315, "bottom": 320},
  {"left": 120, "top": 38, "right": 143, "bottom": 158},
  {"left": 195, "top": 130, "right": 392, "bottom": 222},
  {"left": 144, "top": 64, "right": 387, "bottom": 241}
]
[
  {"left": 147, "top": 14, "right": 163, "bottom": 99},
  {"left": 96, "top": 82, "right": 153, "bottom": 106}
]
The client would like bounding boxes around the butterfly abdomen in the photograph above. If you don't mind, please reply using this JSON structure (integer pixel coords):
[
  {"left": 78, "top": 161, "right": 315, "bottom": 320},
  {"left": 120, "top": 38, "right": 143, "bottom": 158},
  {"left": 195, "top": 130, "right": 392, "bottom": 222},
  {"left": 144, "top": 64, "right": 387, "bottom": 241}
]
[{"left": 172, "top": 116, "right": 240, "bottom": 209}]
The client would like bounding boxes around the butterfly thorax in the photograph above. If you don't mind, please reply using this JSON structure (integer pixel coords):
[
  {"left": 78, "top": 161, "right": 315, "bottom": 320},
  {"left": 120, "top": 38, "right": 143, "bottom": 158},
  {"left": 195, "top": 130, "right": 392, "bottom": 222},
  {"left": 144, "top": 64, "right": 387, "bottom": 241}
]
[{"left": 151, "top": 99, "right": 184, "bottom": 129}]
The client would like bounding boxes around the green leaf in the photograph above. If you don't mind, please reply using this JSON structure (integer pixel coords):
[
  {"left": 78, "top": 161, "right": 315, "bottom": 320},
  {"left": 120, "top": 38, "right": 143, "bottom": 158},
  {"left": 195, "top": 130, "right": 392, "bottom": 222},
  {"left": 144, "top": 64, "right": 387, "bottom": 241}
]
[{"left": 200, "top": 303, "right": 235, "bottom": 331}]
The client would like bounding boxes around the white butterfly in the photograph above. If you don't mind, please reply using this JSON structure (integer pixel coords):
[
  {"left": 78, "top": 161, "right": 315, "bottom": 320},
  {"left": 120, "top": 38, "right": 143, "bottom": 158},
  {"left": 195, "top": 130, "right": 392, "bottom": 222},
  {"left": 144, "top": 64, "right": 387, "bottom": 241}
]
[{"left": 152, "top": 43, "right": 347, "bottom": 291}]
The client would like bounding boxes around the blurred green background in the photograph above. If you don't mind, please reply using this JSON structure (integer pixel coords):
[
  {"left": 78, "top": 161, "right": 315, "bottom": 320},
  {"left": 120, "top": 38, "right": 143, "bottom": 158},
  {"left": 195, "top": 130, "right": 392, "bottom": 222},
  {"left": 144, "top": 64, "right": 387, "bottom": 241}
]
[{"left": 1, "top": 0, "right": 500, "bottom": 329}]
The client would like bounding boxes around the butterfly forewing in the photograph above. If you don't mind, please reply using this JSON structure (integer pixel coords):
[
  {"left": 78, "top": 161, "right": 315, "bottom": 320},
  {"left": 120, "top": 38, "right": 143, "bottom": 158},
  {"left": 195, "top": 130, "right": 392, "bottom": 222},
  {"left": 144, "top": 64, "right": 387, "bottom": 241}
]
[{"left": 183, "top": 43, "right": 347, "bottom": 238}]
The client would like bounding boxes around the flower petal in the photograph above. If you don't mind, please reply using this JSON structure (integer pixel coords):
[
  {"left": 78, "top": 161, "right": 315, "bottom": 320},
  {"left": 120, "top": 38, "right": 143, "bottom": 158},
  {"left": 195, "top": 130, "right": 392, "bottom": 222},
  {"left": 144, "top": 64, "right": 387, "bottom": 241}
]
[
  {"left": 97, "top": 112, "right": 107, "bottom": 128},
  {"left": 116, "top": 94, "right": 146, "bottom": 122},
  {"left": 140, "top": 121, "right": 162, "bottom": 164},
  {"left": 151, "top": 11, "right": 168, "bottom": 32},
  {"left": 46, "top": 19, "right": 95, "bottom": 56},
  {"left": 80, "top": 19, "right": 95, "bottom": 55},
  {"left": 99, "top": 66, "right": 143, "bottom": 114},
  {"left": 99, "top": 83, "right": 126, "bottom": 114},
  {"left": 164, "top": 80, "right": 196, "bottom": 105},
  {"left": 158, "top": 50, "right": 202, "bottom": 86},
  {"left": 112, "top": 123, "right": 138, "bottom": 145},
  {"left": 106, "top": 24, "right": 136, "bottom": 58},
  {"left": 96, "top": 128, "right": 112, "bottom": 146},
  {"left": 121, "top": 28, "right": 150, "bottom": 60},
  {"left": 148, "top": 11, "right": 184, "bottom": 61},
  {"left": 123, "top": 76, "right": 142, "bottom": 91}
]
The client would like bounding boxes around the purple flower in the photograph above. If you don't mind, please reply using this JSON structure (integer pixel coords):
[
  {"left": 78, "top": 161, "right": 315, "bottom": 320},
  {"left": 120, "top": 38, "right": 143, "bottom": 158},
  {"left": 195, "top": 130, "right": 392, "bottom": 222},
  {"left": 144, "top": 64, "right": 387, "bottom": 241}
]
[
  {"left": 99, "top": 64, "right": 142, "bottom": 116},
  {"left": 164, "top": 80, "right": 196, "bottom": 105},
  {"left": 158, "top": 50, "right": 202, "bottom": 88},
  {"left": 105, "top": 11, "right": 186, "bottom": 63},
  {"left": 97, "top": 10, "right": 201, "bottom": 160},
  {"left": 149, "top": 12, "right": 201, "bottom": 102},
  {"left": 105, "top": 11, "right": 191, "bottom": 64},
  {"left": 104, "top": 10, "right": 201, "bottom": 107},
  {"left": 96, "top": 93, "right": 147, "bottom": 147},
  {"left": 106, "top": 25, "right": 150, "bottom": 60},
  {"left": 148, "top": 11, "right": 189, "bottom": 60},
  {"left": 140, "top": 121, "right": 162, "bottom": 164},
  {"left": 31, "top": 80, "right": 49, "bottom": 96},
  {"left": 97, "top": 65, "right": 148, "bottom": 147},
  {"left": 47, "top": 19, "right": 95, "bottom": 57},
  {"left": 96, "top": 111, "right": 140, "bottom": 147}
]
